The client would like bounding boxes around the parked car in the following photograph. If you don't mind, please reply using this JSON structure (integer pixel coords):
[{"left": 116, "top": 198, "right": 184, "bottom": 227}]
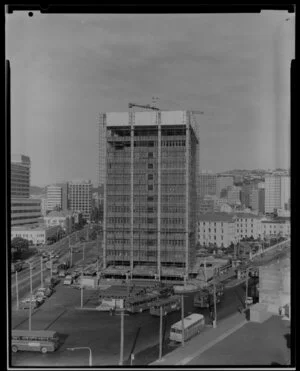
[
  {"left": 35, "top": 296, "right": 45, "bottom": 305},
  {"left": 63, "top": 275, "right": 73, "bottom": 285},
  {"left": 58, "top": 270, "right": 66, "bottom": 278},
  {"left": 20, "top": 301, "right": 38, "bottom": 310}
]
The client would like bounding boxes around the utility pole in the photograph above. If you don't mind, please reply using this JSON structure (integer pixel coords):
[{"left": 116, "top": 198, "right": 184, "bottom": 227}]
[
  {"left": 181, "top": 295, "right": 185, "bottom": 347},
  {"left": 70, "top": 238, "right": 73, "bottom": 268},
  {"left": 204, "top": 257, "right": 207, "bottom": 286},
  {"left": 245, "top": 267, "right": 249, "bottom": 309},
  {"left": 29, "top": 263, "right": 33, "bottom": 331},
  {"left": 81, "top": 269, "right": 84, "bottom": 308},
  {"left": 213, "top": 279, "right": 217, "bottom": 328},
  {"left": 40, "top": 256, "right": 43, "bottom": 287},
  {"left": 159, "top": 305, "right": 163, "bottom": 360},
  {"left": 119, "top": 309, "right": 124, "bottom": 366},
  {"left": 15, "top": 271, "right": 19, "bottom": 310}
]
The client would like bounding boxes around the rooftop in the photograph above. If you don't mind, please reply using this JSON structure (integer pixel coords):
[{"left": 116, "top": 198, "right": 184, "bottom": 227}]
[
  {"left": 172, "top": 313, "right": 204, "bottom": 330},
  {"left": 45, "top": 210, "right": 74, "bottom": 218},
  {"left": 198, "top": 212, "right": 236, "bottom": 222},
  {"left": 11, "top": 223, "right": 59, "bottom": 231}
]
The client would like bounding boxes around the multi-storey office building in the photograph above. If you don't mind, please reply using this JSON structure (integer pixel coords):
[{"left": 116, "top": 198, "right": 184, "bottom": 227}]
[
  {"left": 249, "top": 188, "right": 265, "bottom": 214},
  {"left": 11, "top": 198, "right": 42, "bottom": 226},
  {"left": 11, "top": 154, "right": 42, "bottom": 226},
  {"left": 68, "top": 180, "right": 92, "bottom": 221},
  {"left": 46, "top": 185, "right": 62, "bottom": 211},
  {"left": 197, "top": 172, "right": 217, "bottom": 199},
  {"left": 101, "top": 110, "right": 198, "bottom": 280},
  {"left": 226, "top": 185, "right": 241, "bottom": 206},
  {"left": 265, "top": 174, "right": 290, "bottom": 214},
  {"left": 216, "top": 175, "right": 234, "bottom": 198},
  {"left": 11, "top": 154, "right": 31, "bottom": 198}
]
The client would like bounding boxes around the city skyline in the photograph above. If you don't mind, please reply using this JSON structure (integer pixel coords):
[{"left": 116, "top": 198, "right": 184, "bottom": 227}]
[{"left": 7, "top": 11, "right": 293, "bottom": 186}]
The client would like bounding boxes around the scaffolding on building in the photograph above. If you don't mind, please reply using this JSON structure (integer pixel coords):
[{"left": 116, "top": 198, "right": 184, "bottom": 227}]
[{"left": 100, "top": 108, "right": 199, "bottom": 282}]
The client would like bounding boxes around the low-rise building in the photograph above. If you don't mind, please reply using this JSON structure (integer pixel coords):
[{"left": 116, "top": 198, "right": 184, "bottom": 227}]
[
  {"left": 11, "top": 224, "right": 61, "bottom": 245},
  {"left": 261, "top": 217, "right": 290, "bottom": 237},
  {"left": 197, "top": 213, "right": 237, "bottom": 248},
  {"left": 234, "top": 213, "right": 263, "bottom": 240},
  {"left": 43, "top": 210, "right": 75, "bottom": 234}
]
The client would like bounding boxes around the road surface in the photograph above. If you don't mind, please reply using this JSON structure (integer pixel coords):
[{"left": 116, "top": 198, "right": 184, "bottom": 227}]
[{"left": 11, "top": 278, "right": 257, "bottom": 367}]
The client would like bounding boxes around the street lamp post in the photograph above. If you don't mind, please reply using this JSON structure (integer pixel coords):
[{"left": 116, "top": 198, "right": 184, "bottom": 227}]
[
  {"left": 159, "top": 305, "right": 163, "bottom": 360},
  {"left": 28, "top": 262, "right": 33, "bottom": 331},
  {"left": 81, "top": 269, "right": 84, "bottom": 308},
  {"left": 15, "top": 271, "right": 19, "bottom": 310},
  {"left": 119, "top": 308, "right": 124, "bottom": 365},
  {"left": 245, "top": 267, "right": 249, "bottom": 309},
  {"left": 40, "top": 256, "right": 43, "bottom": 287},
  {"left": 67, "top": 347, "right": 92, "bottom": 367},
  {"left": 213, "top": 279, "right": 217, "bottom": 328},
  {"left": 181, "top": 294, "right": 185, "bottom": 347}
]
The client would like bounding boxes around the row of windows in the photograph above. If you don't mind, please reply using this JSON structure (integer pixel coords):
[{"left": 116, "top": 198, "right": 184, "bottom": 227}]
[
  {"left": 11, "top": 209, "right": 41, "bottom": 214},
  {"left": 12, "top": 203, "right": 40, "bottom": 207},
  {"left": 12, "top": 215, "right": 41, "bottom": 221}
]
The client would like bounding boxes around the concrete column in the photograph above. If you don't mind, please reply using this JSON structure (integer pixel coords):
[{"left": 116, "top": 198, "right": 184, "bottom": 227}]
[
  {"left": 101, "top": 113, "right": 107, "bottom": 269},
  {"left": 157, "top": 111, "right": 161, "bottom": 280},
  {"left": 130, "top": 111, "right": 134, "bottom": 277},
  {"left": 185, "top": 114, "right": 190, "bottom": 278}
]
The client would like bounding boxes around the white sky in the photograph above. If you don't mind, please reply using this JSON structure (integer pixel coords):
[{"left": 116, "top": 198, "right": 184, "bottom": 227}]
[{"left": 6, "top": 11, "right": 294, "bottom": 186}]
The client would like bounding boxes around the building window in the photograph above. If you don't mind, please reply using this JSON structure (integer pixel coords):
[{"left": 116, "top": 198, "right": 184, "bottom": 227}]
[
  {"left": 148, "top": 163, "right": 153, "bottom": 169},
  {"left": 148, "top": 185, "right": 153, "bottom": 191},
  {"left": 148, "top": 174, "right": 154, "bottom": 180},
  {"left": 148, "top": 152, "right": 153, "bottom": 158}
]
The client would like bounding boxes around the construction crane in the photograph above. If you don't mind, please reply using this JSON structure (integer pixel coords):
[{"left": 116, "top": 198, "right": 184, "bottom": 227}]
[{"left": 128, "top": 102, "right": 160, "bottom": 111}]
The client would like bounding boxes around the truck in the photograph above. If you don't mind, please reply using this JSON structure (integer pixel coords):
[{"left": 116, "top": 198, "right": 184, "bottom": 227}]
[{"left": 63, "top": 275, "right": 73, "bottom": 285}]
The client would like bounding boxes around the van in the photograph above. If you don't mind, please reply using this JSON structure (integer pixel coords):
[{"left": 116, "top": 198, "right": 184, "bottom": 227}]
[{"left": 63, "top": 275, "right": 73, "bottom": 285}]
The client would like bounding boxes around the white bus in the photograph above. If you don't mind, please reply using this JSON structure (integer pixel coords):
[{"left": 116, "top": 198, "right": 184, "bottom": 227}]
[
  {"left": 169, "top": 313, "right": 205, "bottom": 343},
  {"left": 11, "top": 330, "right": 60, "bottom": 353}
]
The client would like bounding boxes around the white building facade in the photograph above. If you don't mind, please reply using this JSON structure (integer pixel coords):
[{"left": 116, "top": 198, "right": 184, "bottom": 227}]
[
  {"left": 11, "top": 224, "right": 61, "bottom": 245},
  {"left": 197, "top": 213, "right": 237, "bottom": 248},
  {"left": 234, "top": 213, "right": 263, "bottom": 240},
  {"left": 46, "top": 185, "right": 63, "bottom": 211},
  {"left": 43, "top": 211, "right": 74, "bottom": 234},
  {"left": 261, "top": 218, "right": 290, "bottom": 237}
]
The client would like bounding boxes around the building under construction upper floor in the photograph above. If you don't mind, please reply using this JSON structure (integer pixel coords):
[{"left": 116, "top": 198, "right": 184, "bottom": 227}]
[{"left": 99, "top": 110, "right": 199, "bottom": 282}]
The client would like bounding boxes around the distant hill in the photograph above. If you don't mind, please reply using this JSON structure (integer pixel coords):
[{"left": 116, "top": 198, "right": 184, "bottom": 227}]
[{"left": 30, "top": 186, "right": 46, "bottom": 195}]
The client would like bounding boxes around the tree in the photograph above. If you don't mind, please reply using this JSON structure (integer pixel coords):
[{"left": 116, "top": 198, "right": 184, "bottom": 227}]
[{"left": 11, "top": 237, "right": 29, "bottom": 252}]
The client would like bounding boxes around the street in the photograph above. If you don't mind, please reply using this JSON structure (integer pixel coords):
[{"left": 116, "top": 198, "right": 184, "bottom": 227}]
[{"left": 11, "top": 278, "right": 255, "bottom": 366}]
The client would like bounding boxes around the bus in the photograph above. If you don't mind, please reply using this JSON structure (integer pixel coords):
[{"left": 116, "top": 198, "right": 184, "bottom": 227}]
[
  {"left": 11, "top": 330, "right": 60, "bottom": 353},
  {"left": 193, "top": 283, "right": 224, "bottom": 308},
  {"left": 150, "top": 295, "right": 181, "bottom": 316},
  {"left": 125, "top": 294, "right": 159, "bottom": 313},
  {"left": 169, "top": 313, "right": 205, "bottom": 343}
]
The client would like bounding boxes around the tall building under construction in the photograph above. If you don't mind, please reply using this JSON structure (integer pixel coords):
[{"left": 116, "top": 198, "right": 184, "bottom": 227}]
[{"left": 99, "top": 109, "right": 198, "bottom": 281}]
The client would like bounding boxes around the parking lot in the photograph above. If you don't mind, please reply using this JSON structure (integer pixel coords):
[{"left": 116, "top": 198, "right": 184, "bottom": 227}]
[{"left": 11, "top": 273, "right": 253, "bottom": 367}]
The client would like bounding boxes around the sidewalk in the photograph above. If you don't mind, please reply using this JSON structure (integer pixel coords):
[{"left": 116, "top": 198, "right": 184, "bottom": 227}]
[{"left": 151, "top": 311, "right": 247, "bottom": 366}]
